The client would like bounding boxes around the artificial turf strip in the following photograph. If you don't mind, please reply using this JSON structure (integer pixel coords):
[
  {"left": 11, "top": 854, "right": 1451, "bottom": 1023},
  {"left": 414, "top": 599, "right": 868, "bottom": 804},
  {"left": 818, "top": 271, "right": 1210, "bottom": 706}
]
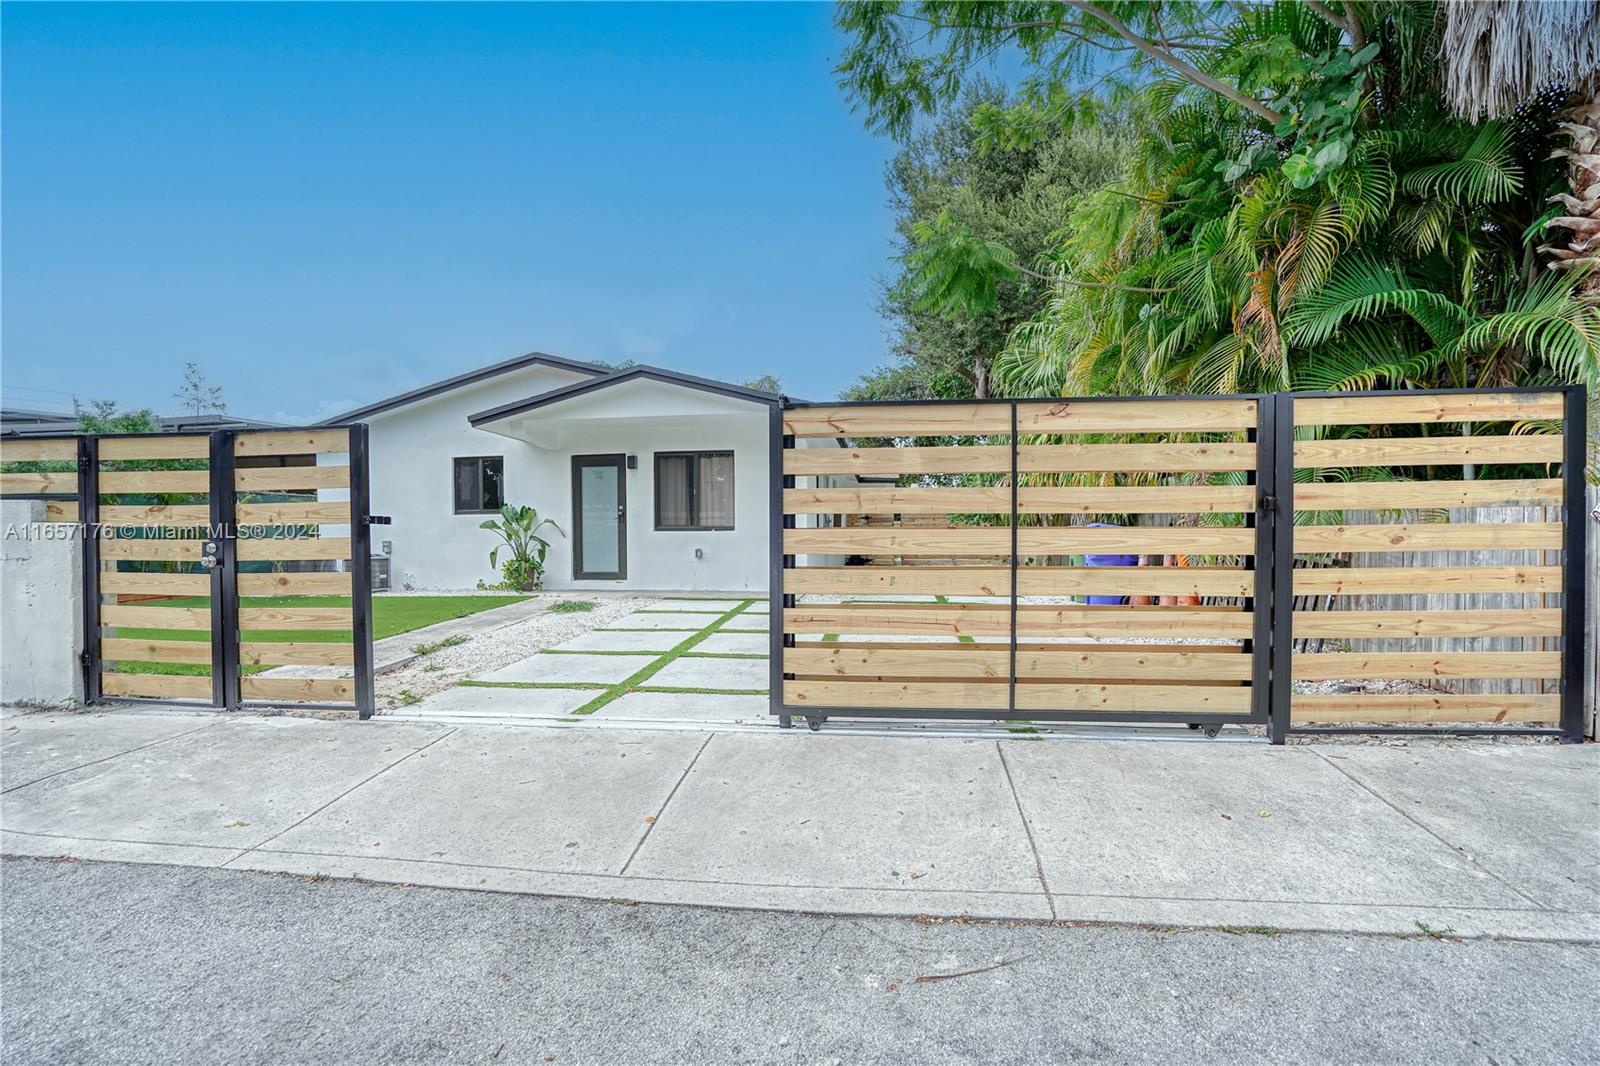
[
  {"left": 570, "top": 598, "right": 758, "bottom": 715},
  {"left": 634, "top": 686, "right": 769, "bottom": 695},
  {"left": 457, "top": 680, "right": 611, "bottom": 691}
]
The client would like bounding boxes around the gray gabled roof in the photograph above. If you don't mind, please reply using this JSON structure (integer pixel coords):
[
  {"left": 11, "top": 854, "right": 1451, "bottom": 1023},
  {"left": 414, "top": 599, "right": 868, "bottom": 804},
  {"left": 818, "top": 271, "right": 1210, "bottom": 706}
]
[
  {"left": 317, "top": 350, "right": 608, "bottom": 424},
  {"left": 468, "top": 365, "right": 778, "bottom": 426}
]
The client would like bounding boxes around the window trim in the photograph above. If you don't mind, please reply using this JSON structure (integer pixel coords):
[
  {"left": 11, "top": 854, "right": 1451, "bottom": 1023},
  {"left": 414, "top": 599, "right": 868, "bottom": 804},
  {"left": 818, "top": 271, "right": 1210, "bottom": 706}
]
[
  {"left": 653, "top": 450, "right": 735, "bottom": 532},
  {"left": 452, "top": 455, "right": 505, "bottom": 515}
]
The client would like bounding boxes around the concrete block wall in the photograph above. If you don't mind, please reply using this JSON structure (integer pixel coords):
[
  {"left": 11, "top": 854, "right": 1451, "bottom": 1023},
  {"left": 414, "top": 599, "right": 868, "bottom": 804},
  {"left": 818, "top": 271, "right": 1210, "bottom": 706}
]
[{"left": 1, "top": 499, "right": 84, "bottom": 706}]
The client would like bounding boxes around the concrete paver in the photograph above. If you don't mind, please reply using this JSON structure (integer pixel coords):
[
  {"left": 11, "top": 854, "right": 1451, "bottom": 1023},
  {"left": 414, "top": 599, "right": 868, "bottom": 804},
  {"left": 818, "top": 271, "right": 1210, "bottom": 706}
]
[
  {"left": 407, "top": 685, "right": 594, "bottom": 718},
  {"left": 647, "top": 656, "right": 769, "bottom": 691},
  {"left": 601, "top": 612, "right": 717, "bottom": 630},
  {"left": 474, "top": 653, "right": 655, "bottom": 685},
  {"left": 638, "top": 599, "right": 747, "bottom": 613},
  {"left": 548, "top": 629, "right": 687, "bottom": 654},
  {"left": 694, "top": 632, "right": 769, "bottom": 655}
]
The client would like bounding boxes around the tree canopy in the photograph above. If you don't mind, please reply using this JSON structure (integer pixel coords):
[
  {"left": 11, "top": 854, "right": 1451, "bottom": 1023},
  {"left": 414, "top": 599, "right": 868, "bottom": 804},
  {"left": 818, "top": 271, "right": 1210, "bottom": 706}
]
[{"left": 836, "top": 1, "right": 1600, "bottom": 403}]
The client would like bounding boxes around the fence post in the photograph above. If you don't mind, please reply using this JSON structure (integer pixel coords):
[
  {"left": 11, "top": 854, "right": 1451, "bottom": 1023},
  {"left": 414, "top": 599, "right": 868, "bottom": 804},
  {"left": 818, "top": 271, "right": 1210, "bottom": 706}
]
[
  {"left": 209, "top": 430, "right": 241, "bottom": 711},
  {"left": 77, "top": 435, "right": 101, "bottom": 705},
  {"left": 349, "top": 423, "right": 376, "bottom": 720},
  {"left": 768, "top": 400, "right": 792, "bottom": 728},
  {"left": 1008, "top": 400, "right": 1019, "bottom": 719},
  {"left": 1561, "top": 385, "right": 1588, "bottom": 743},
  {"left": 1267, "top": 393, "right": 1296, "bottom": 744}
]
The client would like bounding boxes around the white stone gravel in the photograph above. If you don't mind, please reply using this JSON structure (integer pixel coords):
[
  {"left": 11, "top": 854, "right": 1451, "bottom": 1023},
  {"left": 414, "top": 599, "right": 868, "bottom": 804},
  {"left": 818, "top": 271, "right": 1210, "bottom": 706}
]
[{"left": 377, "top": 593, "right": 650, "bottom": 710}]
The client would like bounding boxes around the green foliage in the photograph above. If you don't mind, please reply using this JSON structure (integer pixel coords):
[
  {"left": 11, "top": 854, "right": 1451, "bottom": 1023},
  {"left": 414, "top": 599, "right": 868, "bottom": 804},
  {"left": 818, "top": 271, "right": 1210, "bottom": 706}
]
[
  {"left": 76, "top": 400, "right": 160, "bottom": 435},
  {"left": 174, "top": 362, "right": 226, "bottom": 416},
  {"left": 850, "top": 83, "right": 1129, "bottom": 401},
  {"left": 478, "top": 504, "right": 563, "bottom": 592},
  {"left": 740, "top": 374, "right": 783, "bottom": 394},
  {"left": 836, "top": 0, "right": 1600, "bottom": 418},
  {"left": 547, "top": 599, "right": 597, "bottom": 614}
]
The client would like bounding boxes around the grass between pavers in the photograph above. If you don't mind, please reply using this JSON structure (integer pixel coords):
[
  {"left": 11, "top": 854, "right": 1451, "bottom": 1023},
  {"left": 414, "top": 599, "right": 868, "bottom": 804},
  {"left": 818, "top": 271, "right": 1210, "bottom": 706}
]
[
  {"left": 680, "top": 651, "right": 767, "bottom": 660},
  {"left": 570, "top": 598, "right": 759, "bottom": 715},
  {"left": 634, "top": 685, "right": 768, "bottom": 695}
]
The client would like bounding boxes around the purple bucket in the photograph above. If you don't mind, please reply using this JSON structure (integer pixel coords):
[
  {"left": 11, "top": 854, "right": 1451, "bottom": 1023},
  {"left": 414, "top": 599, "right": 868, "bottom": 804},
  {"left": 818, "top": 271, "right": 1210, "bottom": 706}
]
[{"left": 1083, "top": 522, "right": 1134, "bottom": 605}]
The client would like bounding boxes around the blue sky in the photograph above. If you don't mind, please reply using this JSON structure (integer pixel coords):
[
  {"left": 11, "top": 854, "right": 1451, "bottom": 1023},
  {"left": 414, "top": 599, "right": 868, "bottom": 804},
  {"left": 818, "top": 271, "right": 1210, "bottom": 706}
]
[{"left": 1, "top": 2, "right": 899, "bottom": 421}]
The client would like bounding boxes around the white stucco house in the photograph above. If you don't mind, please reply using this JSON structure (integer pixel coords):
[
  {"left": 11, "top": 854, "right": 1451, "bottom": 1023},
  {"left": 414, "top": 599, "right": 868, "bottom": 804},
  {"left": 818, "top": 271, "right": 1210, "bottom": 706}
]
[{"left": 320, "top": 351, "right": 783, "bottom": 592}]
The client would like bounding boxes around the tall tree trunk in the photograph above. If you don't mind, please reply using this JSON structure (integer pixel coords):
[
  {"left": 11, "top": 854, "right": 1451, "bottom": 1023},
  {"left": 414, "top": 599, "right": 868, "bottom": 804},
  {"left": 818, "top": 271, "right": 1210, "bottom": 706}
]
[{"left": 973, "top": 352, "right": 989, "bottom": 399}]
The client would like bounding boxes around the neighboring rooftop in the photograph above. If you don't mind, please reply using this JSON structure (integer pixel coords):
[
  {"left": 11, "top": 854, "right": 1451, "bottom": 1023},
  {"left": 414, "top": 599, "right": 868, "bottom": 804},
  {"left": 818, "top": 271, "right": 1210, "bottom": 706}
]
[{"left": 0, "top": 411, "right": 279, "bottom": 438}]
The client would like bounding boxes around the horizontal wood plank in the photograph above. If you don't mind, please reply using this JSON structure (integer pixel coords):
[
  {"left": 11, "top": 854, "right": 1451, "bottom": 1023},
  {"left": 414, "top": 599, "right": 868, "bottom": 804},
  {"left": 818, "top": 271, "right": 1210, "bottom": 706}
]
[
  {"left": 1290, "top": 693, "right": 1560, "bottom": 724},
  {"left": 784, "top": 680, "right": 1250, "bottom": 712},
  {"left": 96, "top": 435, "right": 210, "bottom": 460},
  {"left": 1293, "top": 392, "right": 1566, "bottom": 426},
  {"left": 1292, "top": 566, "right": 1561, "bottom": 595},
  {"left": 1292, "top": 609, "right": 1563, "bottom": 638},
  {"left": 1294, "top": 478, "right": 1565, "bottom": 510},
  {"left": 1294, "top": 434, "right": 1562, "bottom": 468},
  {"left": 786, "top": 645, "right": 1254, "bottom": 681},
  {"left": 783, "top": 484, "right": 1257, "bottom": 515},
  {"left": 97, "top": 469, "right": 210, "bottom": 494},
  {"left": 785, "top": 445, "right": 1009, "bottom": 476},
  {"left": 100, "top": 537, "right": 204, "bottom": 561},
  {"left": 0, "top": 438, "right": 77, "bottom": 462},
  {"left": 1293, "top": 523, "right": 1563, "bottom": 552},
  {"left": 1291, "top": 652, "right": 1561, "bottom": 680},
  {"left": 99, "top": 572, "right": 210, "bottom": 595},
  {"left": 100, "top": 605, "right": 211, "bottom": 630},
  {"left": 44, "top": 500, "right": 78, "bottom": 523},
  {"left": 234, "top": 429, "right": 351, "bottom": 456},
  {"left": 239, "top": 642, "right": 355, "bottom": 666},
  {"left": 101, "top": 637, "right": 210, "bottom": 664},
  {"left": 1018, "top": 443, "right": 1256, "bottom": 473},
  {"left": 236, "top": 536, "right": 352, "bottom": 562},
  {"left": 237, "top": 571, "right": 352, "bottom": 595},
  {"left": 785, "top": 404, "right": 1012, "bottom": 437},
  {"left": 100, "top": 672, "right": 212, "bottom": 699},
  {"left": 0, "top": 471, "right": 76, "bottom": 494},
  {"left": 785, "top": 604, "right": 1253, "bottom": 638},
  {"left": 99, "top": 504, "right": 210, "bottom": 527},
  {"left": 786, "top": 526, "right": 1255, "bottom": 556},
  {"left": 234, "top": 465, "right": 350, "bottom": 490},
  {"left": 785, "top": 565, "right": 1255, "bottom": 598},
  {"left": 234, "top": 501, "right": 351, "bottom": 525},
  {"left": 240, "top": 676, "right": 355, "bottom": 702},
  {"left": 1016, "top": 398, "right": 1259, "bottom": 433},
  {"left": 239, "top": 607, "right": 352, "bottom": 630}
]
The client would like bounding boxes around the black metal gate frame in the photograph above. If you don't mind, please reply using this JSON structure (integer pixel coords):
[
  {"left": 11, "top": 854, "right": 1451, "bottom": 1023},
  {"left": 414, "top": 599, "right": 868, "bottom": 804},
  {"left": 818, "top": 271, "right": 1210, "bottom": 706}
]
[
  {"left": 768, "top": 387, "right": 1589, "bottom": 744},
  {"left": 70, "top": 424, "right": 377, "bottom": 718},
  {"left": 768, "top": 394, "right": 1278, "bottom": 737}
]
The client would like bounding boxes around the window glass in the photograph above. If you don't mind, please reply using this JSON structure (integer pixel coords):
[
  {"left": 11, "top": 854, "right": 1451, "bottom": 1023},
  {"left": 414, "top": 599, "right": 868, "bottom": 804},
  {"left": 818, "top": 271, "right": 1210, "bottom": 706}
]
[
  {"left": 654, "top": 451, "right": 733, "bottom": 530},
  {"left": 452, "top": 457, "right": 504, "bottom": 514}
]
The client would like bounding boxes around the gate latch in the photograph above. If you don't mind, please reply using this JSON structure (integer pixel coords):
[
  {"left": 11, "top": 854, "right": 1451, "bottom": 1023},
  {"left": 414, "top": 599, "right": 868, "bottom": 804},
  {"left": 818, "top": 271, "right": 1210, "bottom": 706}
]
[
  {"left": 199, "top": 540, "right": 220, "bottom": 570},
  {"left": 364, "top": 515, "right": 392, "bottom": 526}
]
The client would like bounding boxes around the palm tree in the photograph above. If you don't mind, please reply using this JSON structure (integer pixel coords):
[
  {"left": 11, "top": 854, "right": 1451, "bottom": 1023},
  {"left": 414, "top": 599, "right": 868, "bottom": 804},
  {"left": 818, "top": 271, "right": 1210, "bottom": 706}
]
[{"left": 1440, "top": 0, "right": 1600, "bottom": 292}]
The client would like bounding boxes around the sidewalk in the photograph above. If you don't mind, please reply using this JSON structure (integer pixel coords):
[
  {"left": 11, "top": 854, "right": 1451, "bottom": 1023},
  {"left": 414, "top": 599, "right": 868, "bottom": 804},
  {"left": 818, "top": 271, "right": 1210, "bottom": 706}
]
[{"left": 2, "top": 707, "right": 1596, "bottom": 942}]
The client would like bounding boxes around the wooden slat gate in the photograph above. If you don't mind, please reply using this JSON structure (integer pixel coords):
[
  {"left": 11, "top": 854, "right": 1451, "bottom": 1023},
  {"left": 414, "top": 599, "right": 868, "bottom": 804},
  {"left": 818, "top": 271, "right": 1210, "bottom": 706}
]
[
  {"left": 770, "top": 388, "right": 1589, "bottom": 743},
  {"left": 0, "top": 425, "right": 377, "bottom": 717}
]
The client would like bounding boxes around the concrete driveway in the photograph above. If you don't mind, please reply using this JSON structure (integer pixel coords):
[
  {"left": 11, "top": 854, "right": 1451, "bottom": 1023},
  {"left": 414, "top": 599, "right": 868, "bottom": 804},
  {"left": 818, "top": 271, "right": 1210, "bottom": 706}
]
[{"left": 3, "top": 706, "right": 1596, "bottom": 941}]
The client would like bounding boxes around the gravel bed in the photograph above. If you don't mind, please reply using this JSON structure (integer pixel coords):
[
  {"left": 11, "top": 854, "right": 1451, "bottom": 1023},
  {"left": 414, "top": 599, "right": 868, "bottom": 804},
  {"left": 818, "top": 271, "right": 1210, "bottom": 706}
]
[{"left": 377, "top": 593, "right": 652, "bottom": 709}]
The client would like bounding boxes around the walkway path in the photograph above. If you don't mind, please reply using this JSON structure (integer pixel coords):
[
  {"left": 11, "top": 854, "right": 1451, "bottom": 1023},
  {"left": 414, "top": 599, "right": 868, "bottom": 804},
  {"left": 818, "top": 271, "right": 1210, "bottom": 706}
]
[{"left": 3, "top": 706, "right": 1595, "bottom": 942}]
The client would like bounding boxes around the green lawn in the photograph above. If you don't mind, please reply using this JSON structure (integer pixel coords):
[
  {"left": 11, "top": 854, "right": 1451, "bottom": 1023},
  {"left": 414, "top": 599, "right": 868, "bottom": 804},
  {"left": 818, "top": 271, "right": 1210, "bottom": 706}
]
[{"left": 107, "top": 594, "right": 532, "bottom": 675}]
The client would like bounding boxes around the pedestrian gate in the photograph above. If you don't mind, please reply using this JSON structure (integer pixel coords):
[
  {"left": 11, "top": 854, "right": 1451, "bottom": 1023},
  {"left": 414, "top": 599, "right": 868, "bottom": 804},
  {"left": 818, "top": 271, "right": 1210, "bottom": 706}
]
[
  {"left": 769, "top": 389, "right": 1589, "bottom": 743},
  {"left": 0, "top": 425, "right": 379, "bottom": 717}
]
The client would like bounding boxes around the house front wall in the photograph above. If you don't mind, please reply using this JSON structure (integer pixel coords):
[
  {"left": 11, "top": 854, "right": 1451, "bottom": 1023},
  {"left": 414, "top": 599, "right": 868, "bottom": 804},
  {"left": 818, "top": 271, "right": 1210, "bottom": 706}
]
[{"left": 361, "top": 372, "right": 771, "bottom": 592}]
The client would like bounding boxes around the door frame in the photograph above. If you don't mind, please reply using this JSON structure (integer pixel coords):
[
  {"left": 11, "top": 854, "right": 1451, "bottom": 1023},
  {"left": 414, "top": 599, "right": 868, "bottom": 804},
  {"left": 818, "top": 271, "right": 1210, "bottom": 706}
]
[{"left": 571, "top": 453, "right": 627, "bottom": 580}]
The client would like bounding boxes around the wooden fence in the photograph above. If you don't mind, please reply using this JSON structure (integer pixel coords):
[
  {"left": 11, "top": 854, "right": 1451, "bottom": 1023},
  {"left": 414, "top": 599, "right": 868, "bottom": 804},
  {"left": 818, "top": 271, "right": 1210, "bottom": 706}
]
[{"left": 775, "top": 397, "right": 1269, "bottom": 729}]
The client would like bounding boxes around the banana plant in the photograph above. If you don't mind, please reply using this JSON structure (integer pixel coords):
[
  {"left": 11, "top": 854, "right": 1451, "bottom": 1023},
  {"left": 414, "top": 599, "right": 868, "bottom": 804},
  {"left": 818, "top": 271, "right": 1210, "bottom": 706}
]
[{"left": 479, "top": 504, "right": 563, "bottom": 591}]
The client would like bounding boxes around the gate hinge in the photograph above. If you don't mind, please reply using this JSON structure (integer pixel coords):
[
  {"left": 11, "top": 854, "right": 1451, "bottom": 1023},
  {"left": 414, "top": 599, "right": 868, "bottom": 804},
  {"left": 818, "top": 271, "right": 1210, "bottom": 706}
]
[
  {"left": 1260, "top": 494, "right": 1277, "bottom": 516},
  {"left": 364, "top": 515, "right": 392, "bottom": 526},
  {"left": 79, "top": 649, "right": 94, "bottom": 668}
]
